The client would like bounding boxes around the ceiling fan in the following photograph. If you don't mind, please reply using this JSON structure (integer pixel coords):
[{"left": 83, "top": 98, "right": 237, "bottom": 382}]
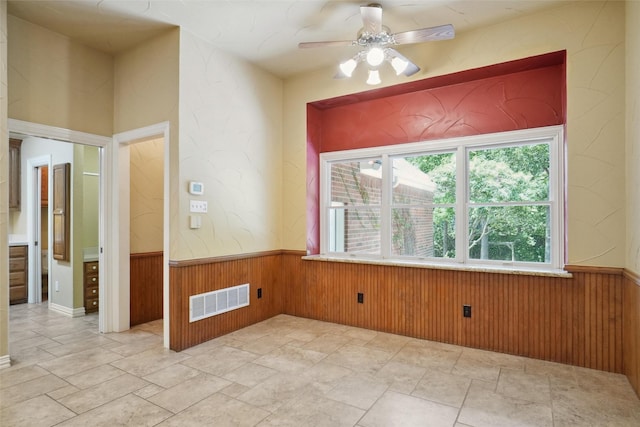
[{"left": 299, "top": 3, "right": 455, "bottom": 85}]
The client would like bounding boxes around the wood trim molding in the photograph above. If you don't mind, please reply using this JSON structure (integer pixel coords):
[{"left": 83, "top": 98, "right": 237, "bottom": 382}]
[
  {"left": 169, "top": 250, "right": 284, "bottom": 267},
  {"left": 130, "top": 251, "right": 163, "bottom": 259},
  {"left": 564, "top": 264, "right": 624, "bottom": 275},
  {"left": 623, "top": 269, "right": 640, "bottom": 286}
]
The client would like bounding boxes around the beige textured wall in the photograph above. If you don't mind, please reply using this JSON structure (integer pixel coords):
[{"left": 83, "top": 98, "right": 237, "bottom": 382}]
[
  {"left": 283, "top": 0, "right": 626, "bottom": 268},
  {"left": 7, "top": 15, "right": 113, "bottom": 136},
  {"left": 1, "top": 0, "right": 9, "bottom": 362},
  {"left": 177, "top": 30, "right": 283, "bottom": 259},
  {"left": 130, "top": 137, "right": 163, "bottom": 254},
  {"left": 627, "top": 0, "right": 640, "bottom": 275},
  {"left": 114, "top": 28, "right": 179, "bottom": 259}
]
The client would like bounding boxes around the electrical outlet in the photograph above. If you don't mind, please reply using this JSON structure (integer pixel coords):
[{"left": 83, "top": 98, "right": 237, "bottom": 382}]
[
  {"left": 463, "top": 305, "right": 471, "bottom": 318},
  {"left": 357, "top": 292, "right": 364, "bottom": 304},
  {"left": 257, "top": 288, "right": 262, "bottom": 299}
]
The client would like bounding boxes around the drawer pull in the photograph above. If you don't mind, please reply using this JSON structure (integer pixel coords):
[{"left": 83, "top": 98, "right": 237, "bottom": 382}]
[
  {"left": 92, "top": 289, "right": 97, "bottom": 294},
  {"left": 92, "top": 265, "right": 97, "bottom": 270},
  {"left": 92, "top": 301, "right": 97, "bottom": 306},
  {"left": 92, "top": 277, "right": 97, "bottom": 282}
]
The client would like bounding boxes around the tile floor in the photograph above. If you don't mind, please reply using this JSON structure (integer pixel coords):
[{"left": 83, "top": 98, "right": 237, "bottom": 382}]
[{"left": 1, "top": 303, "right": 639, "bottom": 426}]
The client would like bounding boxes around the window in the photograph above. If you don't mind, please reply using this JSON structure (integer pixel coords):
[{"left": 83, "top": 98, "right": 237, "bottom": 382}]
[{"left": 320, "top": 126, "right": 565, "bottom": 271}]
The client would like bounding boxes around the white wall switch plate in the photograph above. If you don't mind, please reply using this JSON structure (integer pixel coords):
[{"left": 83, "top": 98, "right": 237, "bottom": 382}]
[
  {"left": 189, "top": 215, "right": 202, "bottom": 229},
  {"left": 190, "top": 200, "right": 207, "bottom": 213}
]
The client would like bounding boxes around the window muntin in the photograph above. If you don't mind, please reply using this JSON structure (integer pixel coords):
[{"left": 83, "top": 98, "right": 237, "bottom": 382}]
[{"left": 320, "top": 126, "right": 564, "bottom": 270}]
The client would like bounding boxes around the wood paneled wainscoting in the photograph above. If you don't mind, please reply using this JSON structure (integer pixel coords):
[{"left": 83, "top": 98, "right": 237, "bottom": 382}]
[
  {"left": 167, "top": 250, "right": 639, "bottom": 397},
  {"left": 169, "top": 251, "right": 284, "bottom": 352},
  {"left": 283, "top": 254, "right": 625, "bottom": 374},
  {"left": 623, "top": 270, "right": 640, "bottom": 395},
  {"left": 130, "top": 251, "right": 163, "bottom": 326}
]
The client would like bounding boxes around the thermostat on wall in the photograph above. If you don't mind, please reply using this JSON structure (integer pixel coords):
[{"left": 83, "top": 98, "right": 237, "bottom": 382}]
[{"left": 189, "top": 181, "right": 204, "bottom": 195}]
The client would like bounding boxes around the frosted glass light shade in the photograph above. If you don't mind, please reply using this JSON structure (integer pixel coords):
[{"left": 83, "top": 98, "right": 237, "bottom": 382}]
[
  {"left": 391, "top": 57, "right": 409, "bottom": 75},
  {"left": 366, "top": 69, "right": 381, "bottom": 85},
  {"left": 339, "top": 59, "right": 358, "bottom": 77},
  {"left": 366, "top": 47, "right": 385, "bottom": 67}
]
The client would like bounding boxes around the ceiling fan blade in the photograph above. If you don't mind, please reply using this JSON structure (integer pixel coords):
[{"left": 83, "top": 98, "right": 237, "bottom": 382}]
[
  {"left": 298, "top": 40, "right": 355, "bottom": 49},
  {"left": 393, "top": 24, "right": 455, "bottom": 44},
  {"left": 361, "top": 4, "right": 383, "bottom": 34},
  {"left": 387, "top": 48, "right": 420, "bottom": 76}
]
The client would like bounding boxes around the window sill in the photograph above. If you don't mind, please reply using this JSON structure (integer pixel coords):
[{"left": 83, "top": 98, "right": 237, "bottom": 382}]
[{"left": 301, "top": 255, "right": 573, "bottom": 278}]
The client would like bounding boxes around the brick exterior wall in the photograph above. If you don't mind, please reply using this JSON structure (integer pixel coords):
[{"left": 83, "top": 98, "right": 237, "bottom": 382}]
[{"left": 330, "top": 162, "right": 434, "bottom": 256}]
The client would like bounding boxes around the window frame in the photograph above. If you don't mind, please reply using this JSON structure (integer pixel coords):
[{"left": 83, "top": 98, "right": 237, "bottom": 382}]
[{"left": 319, "top": 125, "right": 565, "bottom": 271}]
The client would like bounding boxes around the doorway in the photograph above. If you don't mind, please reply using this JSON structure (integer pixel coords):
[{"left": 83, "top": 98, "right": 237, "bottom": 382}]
[{"left": 7, "top": 119, "right": 171, "bottom": 348}]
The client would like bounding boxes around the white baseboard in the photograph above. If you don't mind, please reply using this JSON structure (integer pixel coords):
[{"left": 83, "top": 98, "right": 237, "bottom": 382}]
[
  {"left": 0, "top": 354, "right": 11, "bottom": 369},
  {"left": 49, "top": 302, "right": 86, "bottom": 318}
]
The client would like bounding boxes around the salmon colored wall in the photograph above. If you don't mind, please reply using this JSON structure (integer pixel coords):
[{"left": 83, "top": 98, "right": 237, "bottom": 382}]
[{"left": 306, "top": 52, "right": 566, "bottom": 254}]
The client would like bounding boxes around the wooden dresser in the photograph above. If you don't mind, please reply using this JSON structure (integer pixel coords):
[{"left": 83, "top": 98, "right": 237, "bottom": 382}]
[
  {"left": 9, "top": 245, "right": 28, "bottom": 304},
  {"left": 83, "top": 261, "right": 99, "bottom": 313}
]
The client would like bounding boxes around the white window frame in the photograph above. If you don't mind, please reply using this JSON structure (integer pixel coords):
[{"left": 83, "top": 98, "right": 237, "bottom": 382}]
[{"left": 319, "top": 125, "right": 565, "bottom": 271}]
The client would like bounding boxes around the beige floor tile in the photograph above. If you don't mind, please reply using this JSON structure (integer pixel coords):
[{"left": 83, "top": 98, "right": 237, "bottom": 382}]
[
  {"left": 259, "top": 392, "right": 365, "bottom": 427},
  {"left": 412, "top": 369, "right": 471, "bottom": 408},
  {"left": 301, "top": 360, "right": 354, "bottom": 393},
  {"left": 302, "top": 333, "right": 352, "bottom": 353},
  {"left": 253, "top": 344, "right": 327, "bottom": 373},
  {"left": 360, "top": 390, "right": 459, "bottom": 427},
  {"left": 223, "top": 362, "right": 279, "bottom": 387},
  {"left": 0, "top": 364, "right": 49, "bottom": 389},
  {"left": 239, "top": 334, "right": 297, "bottom": 355},
  {"left": 366, "top": 331, "right": 411, "bottom": 353},
  {"left": 325, "top": 373, "right": 389, "bottom": 410},
  {"left": 220, "top": 382, "right": 252, "bottom": 397},
  {"left": 5, "top": 305, "right": 640, "bottom": 427},
  {"left": 323, "top": 344, "right": 394, "bottom": 375},
  {"left": 147, "top": 373, "right": 231, "bottom": 413},
  {"left": 57, "top": 373, "right": 149, "bottom": 413},
  {"left": 134, "top": 383, "right": 166, "bottom": 399},
  {"left": 38, "top": 347, "right": 122, "bottom": 378},
  {"left": 182, "top": 345, "right": 258, "bottom": 376},
  {"left": 0, "top": 395, "right": 75, "bottom": 427},
  {"left": 110, "top": 347, "right": 191, "bottom": 377},
  {"left": 64, "top": 364, "right": 126, "bottom": 389},
  {"left": 391, "top": 339, "right": 461, "bottom": 372},
  {"left": 496, "top": 368, "right": 551, "bottom": 405},
  {"left": 142, "top": 362, "right": 202, "bottom": 388},
  {"left": 57, "top": 394, "right": 172, "bottom": 426},
  {"left": 0, "top": 374, "right": 70, "bottom": 409},
  {"left": 157, "top": 392, "right": 270, "bottom": 426},
  {"left": 452, "top": 351, "right": 501, "bottom": 382},
  {"left": 458, "top": 382, "right": 553, "bottom": 427},
  {"left": 551, "top": 380, "right": 640, "bottom": 426},
  {"left": 236, "top": 372, "right": 313, "bottom": 412},
  {"left": 375, "top": 360, "right": 426, "bottom": 394}
]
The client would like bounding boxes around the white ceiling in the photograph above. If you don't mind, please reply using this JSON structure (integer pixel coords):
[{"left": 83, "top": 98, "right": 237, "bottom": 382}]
[{"left": 7, "top": 0, "right": 565, "bottom": 78}]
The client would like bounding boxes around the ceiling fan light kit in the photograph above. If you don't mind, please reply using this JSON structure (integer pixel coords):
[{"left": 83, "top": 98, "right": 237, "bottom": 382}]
[{"left": 299, "top": 3, "right": 455, "bottom": 85}]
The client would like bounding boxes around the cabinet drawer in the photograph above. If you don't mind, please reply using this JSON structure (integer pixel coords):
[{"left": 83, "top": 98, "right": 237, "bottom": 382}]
[
  {"left": 10, "top": 271, "right": 25, "bottom": 285},
  {"left": 84, "top": 261, "right": 99, "bottom": 274},
  {"left": 85, "top": 297, "right": 99, "bottom": 313},
  {"left": 9, "top": 257, "right": 26, "bottom": 272},
  {"left": 9, "top": 245, "right": 27, "bottom": 257},
  {"left": 84, "top": 273, "right": 99, "bottom": 286},
  {"left": 85, "top": 285, "right": 98, "bottom": 298}
]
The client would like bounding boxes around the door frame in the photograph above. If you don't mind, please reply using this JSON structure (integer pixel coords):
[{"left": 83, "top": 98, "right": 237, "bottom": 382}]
[
  {"left": 26, "top": 156, "right": 50, "bottom": 304},
  {"left": 113, "top": 122, "right": 170, "bottom": 348},
  {"left": 8, "top": 119, "right": 113, "bottom": 332}
]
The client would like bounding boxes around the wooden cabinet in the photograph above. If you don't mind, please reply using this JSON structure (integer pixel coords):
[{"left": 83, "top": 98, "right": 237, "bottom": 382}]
[
  {"left": 9, "top": 246, "right": 28, "bottom": 304},
  {"left": 84, "top": 261, "right": 99, "bottom": 313},
  {"left": 53, "top": 163, "right": 70, "bottom": 261},
  {"left": 9, "top": 139, "right": 21, "bottom": 210},
  {"left": 41, "top": 165, "right": 49, "bottom": 207}
]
